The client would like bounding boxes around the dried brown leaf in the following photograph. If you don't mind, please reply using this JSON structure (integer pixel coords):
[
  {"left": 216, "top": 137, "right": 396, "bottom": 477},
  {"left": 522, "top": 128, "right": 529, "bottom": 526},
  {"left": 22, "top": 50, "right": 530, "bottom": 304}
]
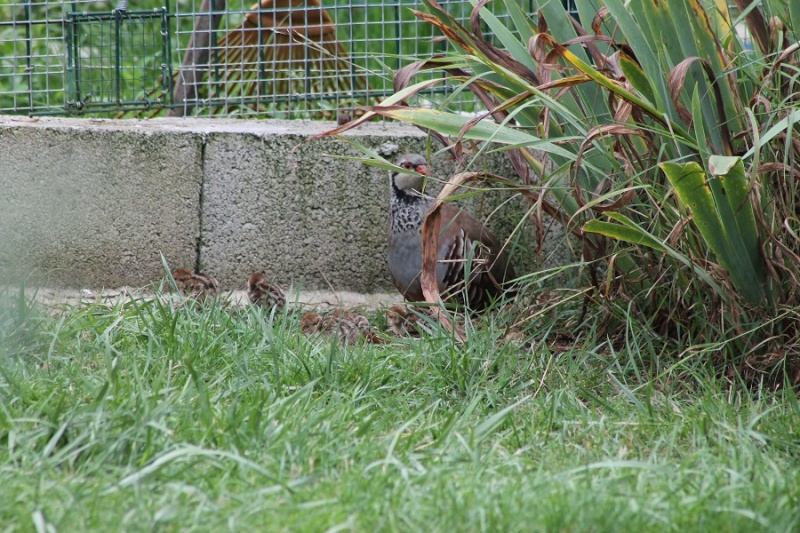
[
  {"left": 591, "top": 7, "right": 609, "bottom": 35},
  {"left": 667, "top": 59, "right": 697, "bottom": 127},
  {"left": 412, "top": 10, "right": 478, "bottom": 55},
  {"left": 668, "top": 56, "right": 734, "bottom": 155},
  {"left": 465, "top": 0, "right": 538, "bottom": 84},
  {"left": 730, "top": 0, "right": 770, "bottom": 55},
  {"left": 571, "top": 125, "right": 641, "bottom": 213}
]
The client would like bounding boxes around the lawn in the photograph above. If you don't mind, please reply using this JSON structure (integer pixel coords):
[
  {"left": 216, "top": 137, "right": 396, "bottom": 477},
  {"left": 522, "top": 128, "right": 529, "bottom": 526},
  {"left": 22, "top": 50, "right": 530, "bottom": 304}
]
[{"left": 1, "top": 290, "right": 799, "bottom": 531}]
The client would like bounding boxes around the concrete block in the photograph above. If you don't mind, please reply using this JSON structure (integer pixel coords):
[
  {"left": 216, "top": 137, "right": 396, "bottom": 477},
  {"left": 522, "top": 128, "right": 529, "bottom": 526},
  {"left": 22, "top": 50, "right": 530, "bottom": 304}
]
[
  {"left": 0, "top": 117, "right": 202, "bottom": 287},
  {"left": 0, "top": 116, "right": 571, "bottom": 292},
  {"left": 200, "top": 121, "right": 422, "bottom": 293},
  {"left": 199, "top": 120, "right": 550, "bottom": 292}
]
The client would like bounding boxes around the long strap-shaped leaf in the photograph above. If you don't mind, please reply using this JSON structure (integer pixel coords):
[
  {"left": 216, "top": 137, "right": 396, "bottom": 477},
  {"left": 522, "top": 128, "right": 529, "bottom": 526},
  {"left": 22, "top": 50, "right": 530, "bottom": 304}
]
[
  {"left": 660, "top": 157, "right": 767, "bottom": 306},
  {"left": 583, "top": 212, "right": 727, "bottom": 301}
]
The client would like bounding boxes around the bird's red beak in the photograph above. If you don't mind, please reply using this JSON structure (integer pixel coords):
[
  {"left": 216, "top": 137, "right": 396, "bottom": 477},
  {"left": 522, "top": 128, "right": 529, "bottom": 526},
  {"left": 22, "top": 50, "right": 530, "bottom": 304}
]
[{"left": 416, "top": 164, "right": 428, "bottom": 175}]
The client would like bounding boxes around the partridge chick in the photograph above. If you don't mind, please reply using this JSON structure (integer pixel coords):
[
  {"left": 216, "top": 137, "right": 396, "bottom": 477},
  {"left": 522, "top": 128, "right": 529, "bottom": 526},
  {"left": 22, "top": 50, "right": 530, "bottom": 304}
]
[
  {"left": 301, "top": 309, "right": 381, "bottom": 346},
  {"left": 385, "top": 304, "right": 437, "bottom": 337},
  {"left": 171, "top": 268, "right": 219, "bottom": 301},
  {"left": 247, "top": 272, "right": 286, "bottom": 311},
  {"left": 388, "top": 153, "right": 516, "bottom": 310}
]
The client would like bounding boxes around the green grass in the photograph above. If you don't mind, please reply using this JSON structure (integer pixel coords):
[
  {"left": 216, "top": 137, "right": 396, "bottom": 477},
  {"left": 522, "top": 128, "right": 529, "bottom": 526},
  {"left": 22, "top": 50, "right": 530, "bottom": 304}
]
[{"left": 1, "top": 289, "right": 799, "bottom": 532}]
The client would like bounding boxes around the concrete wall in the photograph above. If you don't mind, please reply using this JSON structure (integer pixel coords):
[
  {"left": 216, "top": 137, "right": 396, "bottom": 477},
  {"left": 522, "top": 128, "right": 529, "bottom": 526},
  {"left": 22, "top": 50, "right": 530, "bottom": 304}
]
[{"left": 0, "top": 116, "right": 564, "bottom": 292}]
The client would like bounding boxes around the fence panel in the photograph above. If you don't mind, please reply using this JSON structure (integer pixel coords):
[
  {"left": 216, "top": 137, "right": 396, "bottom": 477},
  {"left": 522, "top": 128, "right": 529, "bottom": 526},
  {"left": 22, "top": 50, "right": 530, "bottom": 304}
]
[{"left": 0, "top": 0, "right": 594, "bottom": 118}]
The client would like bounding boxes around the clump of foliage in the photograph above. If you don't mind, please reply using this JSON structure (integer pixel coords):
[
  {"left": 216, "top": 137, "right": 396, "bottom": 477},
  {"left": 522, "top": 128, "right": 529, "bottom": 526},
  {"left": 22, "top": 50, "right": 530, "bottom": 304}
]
[{"left": 330, "top": 0, "right": 800, "bottom": 383}]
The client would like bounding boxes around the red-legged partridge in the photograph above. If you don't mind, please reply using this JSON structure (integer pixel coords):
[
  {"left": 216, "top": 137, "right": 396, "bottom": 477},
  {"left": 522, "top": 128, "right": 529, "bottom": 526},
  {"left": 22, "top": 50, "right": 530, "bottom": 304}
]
[
  {"left": 301, "top": 309, "right": 382, "bottom": 345},
  {"left": 247, "top": 271, "right": 286, "bottom": 311},
  {"left": 388, "top": 153, "right": 516, "bottom": 310},
  {"left": 171, "top": 268, "right": 219, "bottom": 301}
]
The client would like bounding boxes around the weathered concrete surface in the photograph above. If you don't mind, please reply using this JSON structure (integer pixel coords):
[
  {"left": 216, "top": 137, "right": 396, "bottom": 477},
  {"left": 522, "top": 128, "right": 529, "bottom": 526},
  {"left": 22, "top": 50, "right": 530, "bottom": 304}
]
[
  {"left": 20, "top": 287, "right": 399, "bottom": 315},
  {"left": 201, "top": 122, "right": 554, "bottom": 292},
  {"left": 0, "top": 118, "right": 202, "bottom": 287},
  {"left": 0, "top": 116, "right": 567, "bottom": 291},
  {"left": 201, "top": 129, "right": 396, "bottom": 293}
]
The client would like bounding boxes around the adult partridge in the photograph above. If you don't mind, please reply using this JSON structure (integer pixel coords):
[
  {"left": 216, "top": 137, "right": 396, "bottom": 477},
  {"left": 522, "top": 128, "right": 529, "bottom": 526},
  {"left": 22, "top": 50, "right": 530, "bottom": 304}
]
[{"left": 387, "top": 153, "right": 516, "bottom": 310}]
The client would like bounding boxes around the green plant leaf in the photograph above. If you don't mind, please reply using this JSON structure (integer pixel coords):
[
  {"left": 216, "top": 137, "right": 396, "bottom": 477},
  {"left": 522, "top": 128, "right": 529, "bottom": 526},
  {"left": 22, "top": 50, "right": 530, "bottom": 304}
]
[
  {"left": 743, "top": 109, "right": 800, "bottom": 159},
  {"left": 373, "top": 106, "right": 577, "bottom": 159},
  {"left": 619, "top": 55, "right": 656, "bottom": 107},
  {"left": 603, "top": 0, "right": 669, "bottom": 112},
  {"left": 471, "top": 0, "right": 536, "bottom": 73},
  {"left": 691, "top": 84, "right": 710, "bottom": 161},
  {"left": 791, "top": 2, "right": 800, "bottom": 39},
  {"left": 660, "top": 159, "right": 766, "bottom": 305},
  {"left": 502, "top": 0, "right": 536, "bottom": 46},
  {"left": 537, "top": 0, "right": 607, "bottom": 120},
  {"left": 674, "top": 0, "right": 741, "bottom": 148},
  {"left": 707, "top": 155, "right": 760, "bottom": 270},
  {"left": 556, "top": 46, "right": 694, "bottom": 144},
  {"left": 584, "top": 213, "right": 727, "bottom": 299},
  {"left": 583, "top": 220, "right": 665, "bottom": 251}
]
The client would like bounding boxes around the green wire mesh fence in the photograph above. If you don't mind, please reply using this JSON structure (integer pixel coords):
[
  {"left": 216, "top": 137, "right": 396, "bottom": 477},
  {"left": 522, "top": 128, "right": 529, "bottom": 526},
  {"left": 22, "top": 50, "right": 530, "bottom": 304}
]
[
  {"left": 0, "top": 0, "right": 577, "bottom": 118},
  {"left": 65, "top": 5, "right": 172, "bottom": 113}
]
